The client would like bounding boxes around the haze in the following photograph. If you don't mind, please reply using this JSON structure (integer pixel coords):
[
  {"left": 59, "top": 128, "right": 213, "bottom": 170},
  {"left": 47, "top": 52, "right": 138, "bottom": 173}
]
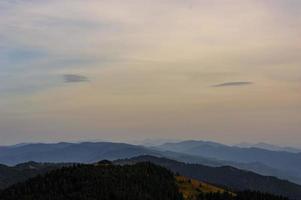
[{"left": 0, "top": 0, "right": 300, "bottom": 146}]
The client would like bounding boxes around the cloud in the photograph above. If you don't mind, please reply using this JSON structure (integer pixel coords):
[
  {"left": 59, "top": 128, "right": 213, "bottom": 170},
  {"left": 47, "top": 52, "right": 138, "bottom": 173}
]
[
  {"left": 63, "top": 74, "right": 89, "bottom": 83},
  {"left": 212, "top": 82, "right": 253, "bottom": 87}
]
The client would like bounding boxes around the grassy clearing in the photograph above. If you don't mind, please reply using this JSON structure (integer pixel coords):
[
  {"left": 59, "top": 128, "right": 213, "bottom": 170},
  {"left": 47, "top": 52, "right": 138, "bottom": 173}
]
[{"left": 176, "top": 176, "right": 234, "bottom": 200}]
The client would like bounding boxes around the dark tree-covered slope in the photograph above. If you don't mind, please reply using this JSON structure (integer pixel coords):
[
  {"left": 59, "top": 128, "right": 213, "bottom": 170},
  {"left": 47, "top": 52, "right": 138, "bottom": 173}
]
[
  {"left": 116, "top": 156, "right": 301, "bottom": 200},
  {"left": 0, "top": 160, "right": 293, "bottom": 200},
  {"left": 0, "top": 162, "right": 65, "bottom": 189},
  {"left": 0, "top": 162, "right": 183, "bottom": 200}
]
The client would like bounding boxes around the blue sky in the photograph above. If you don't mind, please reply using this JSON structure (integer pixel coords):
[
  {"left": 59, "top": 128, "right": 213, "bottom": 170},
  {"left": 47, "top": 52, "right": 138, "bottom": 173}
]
[{"left": 0, "top": 0, "right": 301, "bottom": 146}]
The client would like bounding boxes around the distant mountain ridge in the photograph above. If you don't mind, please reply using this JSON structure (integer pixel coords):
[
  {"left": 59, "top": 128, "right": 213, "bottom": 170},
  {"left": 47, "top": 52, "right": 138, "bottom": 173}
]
[
  {"left": 235, "top": 142, "right": 301, "bottom": 153},
  {"left": 0, "top": 142, "right": 157, "bottom": 165},
  {"left": 155, "top": 140, "right": 301, "bottom": 184}
]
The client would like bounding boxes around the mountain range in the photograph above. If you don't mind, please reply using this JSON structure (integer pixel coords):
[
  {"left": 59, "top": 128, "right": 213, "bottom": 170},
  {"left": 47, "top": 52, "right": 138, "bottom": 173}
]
[
  {"left": 154, "top": 140, "right": 301, "bottom": 184},
  {"left": 1, "top": 140, "right": 301, "bottom": 187},
  {"left": 0, "top": 142, "right": 156, "bottom": 165}
]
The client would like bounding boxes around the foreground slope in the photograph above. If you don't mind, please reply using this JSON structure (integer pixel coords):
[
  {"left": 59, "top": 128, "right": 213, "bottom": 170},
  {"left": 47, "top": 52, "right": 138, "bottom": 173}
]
[
  {"left": 0, "top": 162, "right": 64, "bottom": 189},
  {"left": 1, "top": 156, "right": 300, "bottom": 199},
  {"left": 0, "top": 161, "right": 290, "bottom": 200},
  {"left": 116, "top": 156, "right": 301, "bottom": 200},
  {"left": 0, "top": 162, "right": 183, "bottom": 200}
]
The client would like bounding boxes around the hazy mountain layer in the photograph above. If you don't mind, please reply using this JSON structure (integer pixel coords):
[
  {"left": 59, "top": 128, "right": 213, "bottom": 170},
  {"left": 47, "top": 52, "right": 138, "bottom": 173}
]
[
  {"left": 156, "top": 140, "right": 301, "bottom": 182},
  {"left": 1, "top": 141, "right": 301, "bottom": 185}
]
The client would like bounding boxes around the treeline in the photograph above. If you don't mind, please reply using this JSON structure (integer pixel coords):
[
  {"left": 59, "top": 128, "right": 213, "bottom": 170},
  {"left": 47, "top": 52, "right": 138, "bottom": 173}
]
[
  {"left": 196, "top": 191, "right": 289, "bottom": 200},
  {"left": 0, "top": 162, "right": 183, "bottom": 200}
]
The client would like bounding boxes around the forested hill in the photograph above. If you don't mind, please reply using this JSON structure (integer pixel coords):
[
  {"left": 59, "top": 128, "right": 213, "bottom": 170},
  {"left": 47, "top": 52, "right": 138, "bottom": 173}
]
[
  {"left": 116, "top": 156, "right": 301, "bottom": 200},
  {"left": 0, "top": 162, "right": 183, "bottom": 200},
  {"left": 0, "top": 162, "right": 67, "bottom": 189},
  {"left": 0, "top": 161, "right": 291, "bottom": 200}
]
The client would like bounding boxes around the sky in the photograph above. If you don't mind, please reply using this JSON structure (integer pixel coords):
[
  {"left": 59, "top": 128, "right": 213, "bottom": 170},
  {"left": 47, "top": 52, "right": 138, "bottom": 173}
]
[{"left": 0, "top": 0, "right": 300, "bottom": 146}]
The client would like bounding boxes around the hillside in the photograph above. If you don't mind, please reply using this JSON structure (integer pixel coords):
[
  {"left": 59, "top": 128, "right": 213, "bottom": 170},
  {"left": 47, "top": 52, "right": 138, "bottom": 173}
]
[
  {"left": 176, "top": 176, "right": 231, "bottom": 200},
  {"left": 0, "top": 162, "right": 183, "bottom": 200},
  {"left": 1, "top": 155, "right": 300, "bottom": 199},
  {"left": 116, "top": 156, "right": 301, "bottom": 200},
  {"left": 176, "top": 177, "right": 288, "bottom": 200},
  {"left": 0, "top": 162, "right": 65, "bottom": 189},
  {"left": 0, "top": 161, "right": 290, "bottom": 200}
]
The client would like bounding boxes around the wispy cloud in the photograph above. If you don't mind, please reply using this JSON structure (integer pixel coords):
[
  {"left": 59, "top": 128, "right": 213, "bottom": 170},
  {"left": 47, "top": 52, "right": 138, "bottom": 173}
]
[
  {"left": 212, "top": 82, "right": 253, "bottom": 87},
  {"left": 63, "top": 74, "right": 89, "bottom": 83}
]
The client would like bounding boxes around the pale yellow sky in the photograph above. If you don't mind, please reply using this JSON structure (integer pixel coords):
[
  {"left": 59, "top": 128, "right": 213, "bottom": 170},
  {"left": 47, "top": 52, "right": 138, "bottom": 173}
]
[{"left": 0, "top": 0, "right": 300, "bottom": 145}]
